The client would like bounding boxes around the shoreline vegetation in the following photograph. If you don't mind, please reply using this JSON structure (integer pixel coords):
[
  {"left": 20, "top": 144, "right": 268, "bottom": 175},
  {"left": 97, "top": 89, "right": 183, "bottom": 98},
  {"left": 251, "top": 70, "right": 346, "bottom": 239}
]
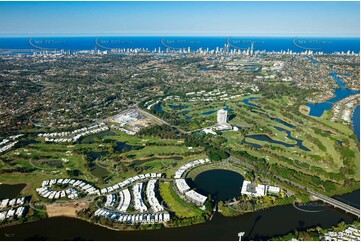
[
  {"left": 271, "top": 220, "right": 361, "bottom": 241},
  {"left": 0, "top": 52, "right": 359, "bottom": 240},
  {"left": 1, "top": 158, "right": 358, "bottom": 231}
]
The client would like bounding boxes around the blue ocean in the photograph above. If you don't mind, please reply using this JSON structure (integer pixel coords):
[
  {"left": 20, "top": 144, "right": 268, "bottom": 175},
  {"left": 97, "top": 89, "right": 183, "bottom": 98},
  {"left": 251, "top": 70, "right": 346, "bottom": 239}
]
[{"left": 0, "top": 36, "right": 359, "bottom": 53}]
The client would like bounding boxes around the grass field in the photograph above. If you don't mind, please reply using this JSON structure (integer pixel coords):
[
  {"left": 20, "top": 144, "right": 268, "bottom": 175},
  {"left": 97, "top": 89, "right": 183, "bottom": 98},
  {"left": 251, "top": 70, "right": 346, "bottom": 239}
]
[{"left": 160, "top": 182, "right": 203, "bottom": 218}]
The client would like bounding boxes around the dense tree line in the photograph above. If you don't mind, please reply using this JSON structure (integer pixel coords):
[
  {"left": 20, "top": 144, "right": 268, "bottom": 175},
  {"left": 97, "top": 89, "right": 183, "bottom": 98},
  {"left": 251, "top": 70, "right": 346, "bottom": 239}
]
[
  {"left": 185, "top": 133, "right": 229, "bottom": 161},
  {"left": 138, "top": 125, "right": 182, "bottom": 139}
]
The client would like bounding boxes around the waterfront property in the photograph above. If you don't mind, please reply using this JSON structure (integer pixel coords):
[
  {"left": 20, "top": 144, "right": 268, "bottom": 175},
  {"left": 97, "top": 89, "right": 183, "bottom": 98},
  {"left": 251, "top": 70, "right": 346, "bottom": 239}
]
[
  {"left": 0, "top": 196, "right": 25, "bottom": 209},
  {"left": 175, "top": 179, "right": 191, "bottom": 194},
  {"left": 174, "top": 158, "right": 210, "bottom": 179},
  {"left": 0, "top": 35, "right": 360, "bottom": 239},
  {"left": 94, "top": 208, "right": 170, "bottom": 225},
  {"left": 323, "top": 225, "right": 360, "bottom": 241},
  {"left": 241, "top": 180, "right": 280, "bottom": 197},
  {"left": 184, "top": 190, "right": 207, "bottom": 206},
  {"left": 0, "top": 206, "right": 27, "bottom": 222},
  {"left": 0, "top": 195, "right": 28, "bottom": 222},
  {"left": 241, "top": 180, "right": 266, "bottom": 197},
  {"left": 175, "top": 178, "right": 207, "bottom": 206}
]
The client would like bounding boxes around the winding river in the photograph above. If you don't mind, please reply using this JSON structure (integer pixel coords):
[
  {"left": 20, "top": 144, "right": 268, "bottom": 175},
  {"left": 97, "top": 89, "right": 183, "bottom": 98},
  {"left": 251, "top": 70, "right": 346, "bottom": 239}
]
[{"left": 0, "top": 184, "right": 358, "bottom": 241}]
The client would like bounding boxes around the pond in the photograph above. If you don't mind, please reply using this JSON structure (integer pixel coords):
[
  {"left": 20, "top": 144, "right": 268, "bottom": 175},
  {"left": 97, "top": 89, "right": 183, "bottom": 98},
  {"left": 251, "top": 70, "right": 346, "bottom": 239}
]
[
  {"left": 274, "top": 126, "right": 310, "bottom": 151},
  {"left": 252, "top": 110, "right": 295, "bottom": 129},
  {"left": 114, "top": 142, "right": 143, "bottom": 153},
  {"left": 130, "top": 156, "right": 183, "bottom": 166},
  {"left": 243, "top": 97, "right": 261, "bottom": 108},
  {"left": 201, "top": 110, "right": 217, "bottom": 115},
  {"left": 90, "top": 163, "right": 110, "bottom": 178},
  {"left": 80, "top": 131, "right": 116, "bottom": 144},
  {"left": 189, "top": 169, "right": 245, "bottom": 201},
  {"left": 243, "top": 134, "right": 304, "bottom": 150},
  {"left": 201, "top": 106, "right": 230, "bottom": 115},
  {"left": 200, "top": 67, "right": 209, "bottom": 71},
  {"left": 86, "top": 151, "right": 110, "bottom": 178},
  {"left": 178, "top": 110, "right": 190, "bottom": 115},
  {"left": 241, "top": 139, "right": 263, "bottom": 149},
  {"left": 154, "top": 102, "right": 163, "bottom": 113},
  {"left": 0, "top": 183, "right": 26, "bottom": 199},
  {"left": 168, "top": 104, "right": 190, "bottom": 110},
  {"left": 43, "top": 160, "right": 64, "bottom": 168},
  {"left": 86, "top": 151, "right": 109, "bottom": 161},
  {"left": 269, "top": 117, "right": 295, "bottom": 129}
]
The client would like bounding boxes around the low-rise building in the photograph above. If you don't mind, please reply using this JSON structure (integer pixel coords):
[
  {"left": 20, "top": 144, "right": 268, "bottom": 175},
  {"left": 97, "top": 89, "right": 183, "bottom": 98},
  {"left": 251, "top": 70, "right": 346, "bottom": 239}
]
[{"left": 241, "top": 180, "right": 266, "bottom": 197}]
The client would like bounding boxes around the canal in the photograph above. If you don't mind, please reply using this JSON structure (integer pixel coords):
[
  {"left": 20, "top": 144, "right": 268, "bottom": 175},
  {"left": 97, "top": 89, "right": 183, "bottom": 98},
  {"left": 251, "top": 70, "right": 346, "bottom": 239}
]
[{"left": 306, "top": 66, "right": 359, "bottom": 117}]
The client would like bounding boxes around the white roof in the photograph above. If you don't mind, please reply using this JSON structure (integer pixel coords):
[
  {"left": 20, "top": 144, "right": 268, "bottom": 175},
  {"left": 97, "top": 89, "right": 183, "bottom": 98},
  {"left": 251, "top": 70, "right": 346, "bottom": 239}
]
[
  {"left": 185, "top": 190, "right": 207, "bottom": 205},
  {"left": 175, "top": 179, "right": 191, "bottom": 194}
]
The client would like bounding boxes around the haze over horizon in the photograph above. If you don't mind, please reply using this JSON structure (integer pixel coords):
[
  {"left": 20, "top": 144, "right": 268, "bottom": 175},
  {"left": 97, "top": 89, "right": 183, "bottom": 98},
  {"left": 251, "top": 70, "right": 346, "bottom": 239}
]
[{"left": 0, "top": 1, "right": 359, "bottom": 37}]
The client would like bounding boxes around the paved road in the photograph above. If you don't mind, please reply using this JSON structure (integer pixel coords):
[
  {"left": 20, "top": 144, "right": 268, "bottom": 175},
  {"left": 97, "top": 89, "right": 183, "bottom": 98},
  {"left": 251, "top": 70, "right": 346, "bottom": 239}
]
[
  {"left": 229, "top": 156, "right": 359, "bottom": 217},
  {"left": 137, "top": 108, "right": 187, "bottom": 134},
  {"left": 308, "top": 190, "right": 360, "bottom": 217}
]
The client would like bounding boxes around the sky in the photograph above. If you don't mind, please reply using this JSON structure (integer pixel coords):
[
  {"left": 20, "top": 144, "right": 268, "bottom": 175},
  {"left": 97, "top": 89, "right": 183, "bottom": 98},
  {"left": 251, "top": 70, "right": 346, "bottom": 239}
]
[{"left": 0, "top": 1, "right": 359, "bottom": 37}]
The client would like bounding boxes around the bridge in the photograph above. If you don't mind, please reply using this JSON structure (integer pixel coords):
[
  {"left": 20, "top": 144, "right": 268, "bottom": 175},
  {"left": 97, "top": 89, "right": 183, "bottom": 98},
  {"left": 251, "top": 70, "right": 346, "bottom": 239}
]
[
  {"left": 129, "top": 111, "right": 361, "bottom": 218},
  {"left": 308, "top": 190, "right": 360, "bottom": 217},
  {"left": 228, "top": 156, "right": 360, "bottom": 217}
]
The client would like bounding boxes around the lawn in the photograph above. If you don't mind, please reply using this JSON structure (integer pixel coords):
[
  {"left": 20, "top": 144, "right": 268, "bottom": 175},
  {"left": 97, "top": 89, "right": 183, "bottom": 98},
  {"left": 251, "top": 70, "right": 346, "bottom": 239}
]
[{"left": 160, "top": 182, "right": 203, "bottom": 218}]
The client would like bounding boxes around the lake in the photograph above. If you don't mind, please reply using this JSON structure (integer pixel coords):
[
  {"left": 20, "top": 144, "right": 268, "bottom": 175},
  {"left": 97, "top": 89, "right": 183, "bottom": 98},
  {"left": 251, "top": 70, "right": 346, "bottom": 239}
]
[
  {"left": 243, "top": 97, "right": 261, "bottom": 109},
  {"left": 190, "top": 169, "right": 245, "bottom": 201},
  {"left": 243, "top": 134, "right": 309, "bottom": 151},
  {"left": 86, "top": 151, "right": 110, "bottom": 178},
  {"left": 0, "top": 183, "right": 26, "bottom": 199},
  {"left": 168, "top": 104, "right": 190, "bottom": 110},
  {"left": 274, "top": 126, "right": 310, "bottom": 151}
]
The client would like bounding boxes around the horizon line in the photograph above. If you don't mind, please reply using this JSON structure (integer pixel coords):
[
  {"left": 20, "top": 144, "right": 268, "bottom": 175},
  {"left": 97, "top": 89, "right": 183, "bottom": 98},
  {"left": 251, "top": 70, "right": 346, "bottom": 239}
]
[{"left": 0, "top": 34, "right": 360, "bottom": 38}]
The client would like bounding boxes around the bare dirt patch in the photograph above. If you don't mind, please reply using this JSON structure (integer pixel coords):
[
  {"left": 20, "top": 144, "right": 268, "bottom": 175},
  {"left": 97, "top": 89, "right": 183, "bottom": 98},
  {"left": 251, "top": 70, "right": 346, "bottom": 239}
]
[{"left": 45, "top": 202, "right": 89, "bottom": 218}]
